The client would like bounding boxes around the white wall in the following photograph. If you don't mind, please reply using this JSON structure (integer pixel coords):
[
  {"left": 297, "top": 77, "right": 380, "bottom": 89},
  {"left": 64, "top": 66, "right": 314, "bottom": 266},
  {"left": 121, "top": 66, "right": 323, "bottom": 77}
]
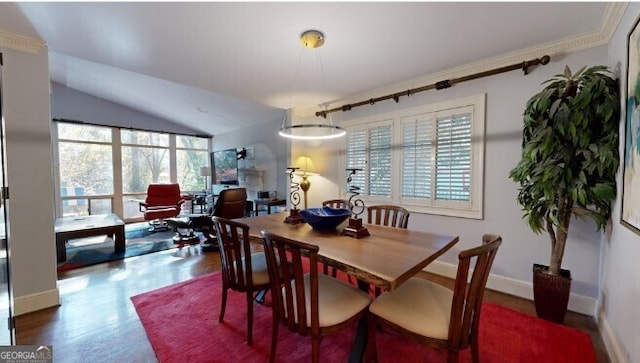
[
  {"left": 286, "top": 46, "right": 609, "bottom": 315},
  {"left": 51, "top": 82, "right": 203, "bottom": 136},
  {"left": 602, "top": 4, "right": 640, "bottom": 363},
  {"left": 1, "top": 45, "right": 60, "bottom": 314},
  {"left": 211, "top": 118, "right": 289, "bottom": 201}
]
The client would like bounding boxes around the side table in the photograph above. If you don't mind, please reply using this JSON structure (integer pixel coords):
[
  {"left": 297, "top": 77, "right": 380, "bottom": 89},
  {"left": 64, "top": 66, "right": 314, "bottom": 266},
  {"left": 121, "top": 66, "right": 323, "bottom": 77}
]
[{"left": 254, "top": 198, "right": 286, "bottom": 215}]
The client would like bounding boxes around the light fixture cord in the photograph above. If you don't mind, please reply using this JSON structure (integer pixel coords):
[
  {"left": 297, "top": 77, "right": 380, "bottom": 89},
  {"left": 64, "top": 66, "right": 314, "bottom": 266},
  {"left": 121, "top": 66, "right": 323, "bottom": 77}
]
[
  {"left": 282, "top": 46, "right": 307, "bottom": 130},
  {"left": 315, "top": 47, "right": 338, "bottom": 127}
]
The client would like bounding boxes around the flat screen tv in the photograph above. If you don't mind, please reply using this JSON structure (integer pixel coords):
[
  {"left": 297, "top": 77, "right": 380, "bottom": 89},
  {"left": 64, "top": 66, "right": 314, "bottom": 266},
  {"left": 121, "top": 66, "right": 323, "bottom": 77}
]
[{"left": 211, "top": 148, "right": 239, "bottom": 186}]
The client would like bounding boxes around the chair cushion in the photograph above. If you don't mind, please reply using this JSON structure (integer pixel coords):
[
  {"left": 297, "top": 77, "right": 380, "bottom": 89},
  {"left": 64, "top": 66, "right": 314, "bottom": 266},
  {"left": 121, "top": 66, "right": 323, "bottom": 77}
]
[
  {"left": 369, "top": 277, "right": 453, "bottom": 340},
  {"left": 233, "top": 253, "right": 271, "bottom": 286},
  {"left": 144, "top": 207, "right": 180, "bottom": 220},
  {"left": 247, "top": 253, "right": 271, "bottom": 286},
  {"left": 285, "top": 274, "right": 371, "bottom": 328}
]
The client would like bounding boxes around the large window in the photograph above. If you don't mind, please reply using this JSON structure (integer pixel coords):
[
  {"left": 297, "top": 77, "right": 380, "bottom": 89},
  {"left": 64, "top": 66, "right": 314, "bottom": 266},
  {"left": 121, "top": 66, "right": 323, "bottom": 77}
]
[
  {"left": 343, "top": 94, "right": 485, "bottom": 219},
  {"left": 55, "top": 121, "right": 210, "bottom": 220}
]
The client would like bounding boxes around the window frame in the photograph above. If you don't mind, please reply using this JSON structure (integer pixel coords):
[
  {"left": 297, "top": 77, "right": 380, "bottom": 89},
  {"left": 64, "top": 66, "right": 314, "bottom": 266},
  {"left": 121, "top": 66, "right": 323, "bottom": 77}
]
[
  {"left": 53, "top": 121, "right": 210, "bottom": 221},
  {"left": 341, "top": 94, "right": 485, "bottom": 219}
]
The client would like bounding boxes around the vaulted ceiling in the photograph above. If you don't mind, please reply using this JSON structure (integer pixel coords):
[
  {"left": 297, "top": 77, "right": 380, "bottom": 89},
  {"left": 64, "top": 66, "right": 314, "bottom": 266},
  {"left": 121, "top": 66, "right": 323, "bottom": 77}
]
[{"left": 0, "top": 2, "right": 625, "bottom": 136}]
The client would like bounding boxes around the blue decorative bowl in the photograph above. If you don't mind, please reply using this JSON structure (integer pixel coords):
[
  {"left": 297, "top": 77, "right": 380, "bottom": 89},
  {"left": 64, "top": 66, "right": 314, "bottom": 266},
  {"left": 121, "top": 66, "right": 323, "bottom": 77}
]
[{"left": 299, "top": 207, "right": 351, "bottom": 231}]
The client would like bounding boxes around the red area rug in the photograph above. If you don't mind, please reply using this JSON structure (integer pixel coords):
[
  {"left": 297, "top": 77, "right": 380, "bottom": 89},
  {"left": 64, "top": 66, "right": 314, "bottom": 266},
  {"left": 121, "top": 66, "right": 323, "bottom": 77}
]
[{"left": 131, "top": 271, "right": 597, "bottom": 363}]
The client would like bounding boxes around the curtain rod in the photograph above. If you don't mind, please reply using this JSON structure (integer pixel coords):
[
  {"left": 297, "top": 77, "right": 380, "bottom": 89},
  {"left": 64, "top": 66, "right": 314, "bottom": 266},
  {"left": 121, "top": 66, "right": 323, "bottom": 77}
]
[
  {"left": 316, "top": 55, "right": 550, "bottom": 118},
  {"left": 52, "top": 118, "right": 211, "bottom": 139}
]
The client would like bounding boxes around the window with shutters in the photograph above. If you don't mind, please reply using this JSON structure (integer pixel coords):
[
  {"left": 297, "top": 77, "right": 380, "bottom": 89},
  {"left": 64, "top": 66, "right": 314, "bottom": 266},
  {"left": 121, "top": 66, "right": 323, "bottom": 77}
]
[{"left": 343, "top": 94, "right": 485, "bottom": 219}]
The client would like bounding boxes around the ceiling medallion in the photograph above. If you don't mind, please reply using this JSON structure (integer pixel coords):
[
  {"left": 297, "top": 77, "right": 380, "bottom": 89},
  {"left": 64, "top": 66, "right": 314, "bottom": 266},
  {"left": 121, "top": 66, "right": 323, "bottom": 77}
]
[{"left": 300, "top": 30, "right": 324, "bottom": 49}]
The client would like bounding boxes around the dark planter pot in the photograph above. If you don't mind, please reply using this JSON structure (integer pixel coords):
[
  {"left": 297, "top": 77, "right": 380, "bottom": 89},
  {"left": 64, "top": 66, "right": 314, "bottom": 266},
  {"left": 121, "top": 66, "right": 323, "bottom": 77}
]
[{"left": 532, "top": 263, "right": 572, "bottom": 324}]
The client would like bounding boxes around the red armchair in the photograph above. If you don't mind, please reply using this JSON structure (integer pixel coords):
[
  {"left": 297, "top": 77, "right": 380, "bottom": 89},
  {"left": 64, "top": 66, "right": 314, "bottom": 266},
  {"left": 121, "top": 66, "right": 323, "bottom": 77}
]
[{"left": 139, "top": 183, "right": 185, "bottom": 231}]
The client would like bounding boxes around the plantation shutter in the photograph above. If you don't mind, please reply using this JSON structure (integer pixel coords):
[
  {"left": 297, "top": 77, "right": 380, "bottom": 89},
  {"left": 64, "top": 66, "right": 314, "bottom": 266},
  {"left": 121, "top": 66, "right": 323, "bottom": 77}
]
[
  {"left": 402, "top": 114, "right": 433, "bottom": 199},
  {"left": 345, "top": 130, "right": 367, "bottom": 193},
  {"left": 435, "top": 110, "right": 472, "bottom": 201},
  {"left": 342, "top": 95, "right": 483, "bottom": 218},
  {"left": 368, "top": 125, "right": 392, "bottom": 196},
  {"left": 345, "top": 124, "right": 392, "bottom": 197}
]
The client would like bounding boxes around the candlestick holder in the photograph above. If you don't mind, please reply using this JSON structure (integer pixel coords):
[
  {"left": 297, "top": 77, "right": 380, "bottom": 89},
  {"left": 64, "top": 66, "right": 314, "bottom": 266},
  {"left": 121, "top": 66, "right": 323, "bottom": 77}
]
[
  {"left": 342, "top": 168, "right": 369, "bottom": 238},
  {"left": 284, "top": 167, "right": 305, "bottom": 224}
]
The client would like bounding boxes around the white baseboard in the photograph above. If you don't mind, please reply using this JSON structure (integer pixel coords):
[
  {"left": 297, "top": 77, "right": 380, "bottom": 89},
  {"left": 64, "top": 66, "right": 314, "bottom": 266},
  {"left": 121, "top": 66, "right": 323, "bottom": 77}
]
[
  {"left": 423, "top": 261, "right": 597, "bottom": 316},
  {"left": 14, "top": 288, "right": 60, "bottom": 316},
  {"left": 598, "top": 308, "right": 628, "bottom": 363}
]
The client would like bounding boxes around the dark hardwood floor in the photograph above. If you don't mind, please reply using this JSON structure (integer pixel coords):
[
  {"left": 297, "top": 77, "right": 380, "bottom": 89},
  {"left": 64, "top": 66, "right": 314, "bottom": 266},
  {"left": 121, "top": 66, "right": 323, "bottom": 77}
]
[{"left": 15, "top": 245, "right": 609, "bottom": 362}]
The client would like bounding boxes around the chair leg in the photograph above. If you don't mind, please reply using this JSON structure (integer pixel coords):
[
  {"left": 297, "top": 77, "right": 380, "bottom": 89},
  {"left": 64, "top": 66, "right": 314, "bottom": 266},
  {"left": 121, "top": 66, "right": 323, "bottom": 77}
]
[
  {"left": 311, "top": 336, "right": 321, "bottom": 363},
  {"left": 471, "top": 343, "right": 480, "bottom": 363},
  {"left": 447, "top": 349, "right": 459, "bottom": 363},
  {"left": 219, "top": 286, "right": 228, "bottom": 323},
  {"left": 269, "top": 313, "right": 279, "bottom": 363},
  {"left": 246, "top": 290, "right": 253, "bottom": 345},
  {"left": 365, "top": 312, "right": 379, "bottom": 363}
]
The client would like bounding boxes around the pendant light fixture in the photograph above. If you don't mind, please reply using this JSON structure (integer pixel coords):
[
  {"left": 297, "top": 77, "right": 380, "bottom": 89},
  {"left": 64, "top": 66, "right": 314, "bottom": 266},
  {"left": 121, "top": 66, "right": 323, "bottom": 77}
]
[{"left": 278, "top": 30, "right": 346, "bottom": 140}]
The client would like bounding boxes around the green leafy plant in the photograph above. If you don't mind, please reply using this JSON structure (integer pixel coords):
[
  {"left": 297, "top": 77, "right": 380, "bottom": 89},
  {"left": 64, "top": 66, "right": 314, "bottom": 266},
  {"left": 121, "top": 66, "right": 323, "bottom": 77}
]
[{"left": 509, "top": 65, "right": 620, "bottom": 276}]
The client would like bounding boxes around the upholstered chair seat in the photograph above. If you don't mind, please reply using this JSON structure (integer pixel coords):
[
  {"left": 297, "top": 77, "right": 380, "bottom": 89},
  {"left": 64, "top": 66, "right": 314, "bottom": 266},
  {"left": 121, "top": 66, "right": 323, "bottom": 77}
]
[
  {"left": 369, "top": 277, "right": 452, "bottom": 339},
  {"left": 285, "top": 274, "right": 371, "bottom": 327}
]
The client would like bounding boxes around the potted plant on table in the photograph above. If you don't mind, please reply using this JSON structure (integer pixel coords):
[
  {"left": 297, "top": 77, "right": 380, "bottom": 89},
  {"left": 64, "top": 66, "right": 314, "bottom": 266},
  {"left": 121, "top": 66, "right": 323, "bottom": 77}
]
[{"left": 509, "top": 65, "right": 620, "bottom": 323}]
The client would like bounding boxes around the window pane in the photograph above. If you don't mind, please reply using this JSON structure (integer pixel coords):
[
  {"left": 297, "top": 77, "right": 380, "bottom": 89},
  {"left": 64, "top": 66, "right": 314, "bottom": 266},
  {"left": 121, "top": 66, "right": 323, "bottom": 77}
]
[
  {"left": 89, "top": 198, "right": 112, "bottom": 215},
  {"left": 435, "top": 113, "right": 471, "bottom": 201},
  {"left": 402, "top": 116, "right": 433, "bottom": 199},
  {"left": 121, "top": 129, "right": 169, "bottom": 147},
  {"left": 177, "top": 150, "right": 209, "bottom": 191},
  {"left": 59, "top": 141, "right": 114, "bottom": 195},
  {"left": 177, "top": 135, "right": 208, "bottom": 149},
  {"left": 122, "top": 146, "right": 170, "bottom": 193},
  {"left": 123, "top": 194, "right": 145, "bottom": 219},
  {"left": 61, "top": 196, "right": 88, "bottom": 217},
  {"left": 58, "top": 123, "right": 111, "bottom": 142}
]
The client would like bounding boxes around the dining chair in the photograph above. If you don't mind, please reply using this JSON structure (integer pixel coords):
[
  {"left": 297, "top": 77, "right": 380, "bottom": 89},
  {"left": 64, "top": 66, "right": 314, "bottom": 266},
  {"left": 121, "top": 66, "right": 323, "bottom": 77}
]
[
  {"left": 367, "top": 204, "right": 410, "bottom": 229},
  {"left": 260, "top": 231, "right": 372, "bottom": 363},
  {"left": 367, "top": 204, "right": 411, "bottom": 295},
  {"left": 322, "top": 198, "right": 350, "bottom": 209},
  {"left": 366, "top": 234, "right": 502, "bottom": 363},
  {"left": 212, "top": 216, "right": 271, "bottom": 346}
]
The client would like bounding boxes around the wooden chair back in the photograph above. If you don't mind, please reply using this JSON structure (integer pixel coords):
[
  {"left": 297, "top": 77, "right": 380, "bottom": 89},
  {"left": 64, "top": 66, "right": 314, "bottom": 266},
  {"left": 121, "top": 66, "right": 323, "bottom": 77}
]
[
  {"left": 261, "top": 231, "right": 371, "bottom": 362},
  {"left": 261, "top": 231, "right": 320, "bottom": 337},
  {"left": 449, "top": 234, "right": 502, "bottom": 351},
  {"left": 367, "top": 205, "right": 410, "bottom": 228},
  {"left": 322, "top": 199, "right": 349, "bottom": 209},
  {"left": 212, "top": 217, "right": 255, "bottom": 291}
]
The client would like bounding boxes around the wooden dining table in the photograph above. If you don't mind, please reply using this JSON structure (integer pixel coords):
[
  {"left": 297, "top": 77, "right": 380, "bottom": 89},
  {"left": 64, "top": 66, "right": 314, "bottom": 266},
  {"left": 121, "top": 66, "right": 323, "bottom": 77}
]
[
  {"left": 238, "top": 212, "right": 459, "bottom": 362},
  {"left": 239, "top": 212, "right": 459, "bottom": 292}
]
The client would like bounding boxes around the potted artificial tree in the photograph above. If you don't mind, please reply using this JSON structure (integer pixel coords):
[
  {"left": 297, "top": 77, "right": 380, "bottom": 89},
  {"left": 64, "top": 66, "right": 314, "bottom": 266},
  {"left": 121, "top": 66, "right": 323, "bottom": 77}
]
[{"left": 509, "top": 65, "right": 620, "bottom": 323}]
